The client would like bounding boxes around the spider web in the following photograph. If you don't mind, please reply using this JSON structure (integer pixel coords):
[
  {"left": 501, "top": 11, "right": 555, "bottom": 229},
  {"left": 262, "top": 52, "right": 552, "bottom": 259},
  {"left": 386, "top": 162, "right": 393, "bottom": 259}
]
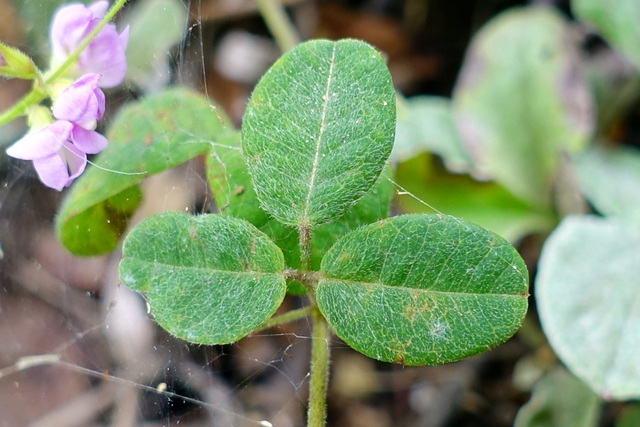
[{"left": 0, "top": 1, "right": 524, "bottom": 426}]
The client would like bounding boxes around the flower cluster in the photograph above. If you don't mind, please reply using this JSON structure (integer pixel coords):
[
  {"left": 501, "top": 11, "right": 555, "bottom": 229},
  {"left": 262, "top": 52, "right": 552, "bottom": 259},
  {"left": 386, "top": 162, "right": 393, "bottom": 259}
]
[
  {"left": 6, "top": 1, "right": 128, "bottom": 190},
  {"left": 7, "top": 74, "right": 108, "bottom": 190}
]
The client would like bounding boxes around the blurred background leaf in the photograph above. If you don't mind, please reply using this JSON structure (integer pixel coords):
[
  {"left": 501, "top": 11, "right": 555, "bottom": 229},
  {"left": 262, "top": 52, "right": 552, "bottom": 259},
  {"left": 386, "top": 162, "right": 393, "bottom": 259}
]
[
  {"left": 536, "top": 215, "right": 640, "bottom": 400},
  {"left": 394, "top": 154, "right": 556, "bottom": 242},
  {"left": 514, "top": 367, "right": 600, "bottom": 427},
  {"left": 123, "top": 0, "right": 187, "bottom": 92},
  {"left": 572, "top": 0, "right": 640, "bottom": 70},
  {"left": 453, "top": 6, "right": 594, "bottom": 207},
  {"left": 573, "top": 144, "right": 640, "bottom": 227}
]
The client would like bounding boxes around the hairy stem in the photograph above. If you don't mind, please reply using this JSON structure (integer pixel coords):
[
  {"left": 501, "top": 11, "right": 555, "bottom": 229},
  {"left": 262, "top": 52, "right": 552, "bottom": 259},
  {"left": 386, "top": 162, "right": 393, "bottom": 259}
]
[
  {"left": 254, "top": 0, "right": 300, "bottom": 52},
  {"left": 0, "top": 0, "right": 129, "bottom": 129},
  {"left": 307, "top": 308, "right": 330, "bottom": 427},
  {"left": 0, "top": 87, "right": 46, "bottom": 129},
  {"left": 299, "top": 223, "right": 312, "bottom": 272}
]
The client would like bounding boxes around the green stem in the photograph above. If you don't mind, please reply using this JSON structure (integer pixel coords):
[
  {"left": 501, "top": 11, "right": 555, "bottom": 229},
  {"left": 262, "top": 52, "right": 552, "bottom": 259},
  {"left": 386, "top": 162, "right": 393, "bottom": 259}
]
[
  {"left": 307, "top": 308, "right": 330, "bottom": 427},
  {"left": 255, "top": 305, "right": 314, "bottom": 332},
  {"left": 0, "top": 0, "right": 129, "bottom": 129},
  {"left": 299, "top": 224, "right": 312, "bottom": 272},
  {"left": 0, "top": 87, "right": 46, "bottom": 128},
  {"left": 254, "top": 0, "right": 300, "bottom": 52}
]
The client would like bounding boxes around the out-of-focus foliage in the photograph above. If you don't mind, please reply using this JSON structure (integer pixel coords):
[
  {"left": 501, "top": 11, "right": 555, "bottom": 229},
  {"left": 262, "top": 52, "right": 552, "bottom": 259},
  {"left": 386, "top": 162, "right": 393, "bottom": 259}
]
[
  {"left": 515, "top": 367, "right": 600, "bottom": 427},
  {"left": 123, "top": 0, "right": 187, "bottom": 92}
]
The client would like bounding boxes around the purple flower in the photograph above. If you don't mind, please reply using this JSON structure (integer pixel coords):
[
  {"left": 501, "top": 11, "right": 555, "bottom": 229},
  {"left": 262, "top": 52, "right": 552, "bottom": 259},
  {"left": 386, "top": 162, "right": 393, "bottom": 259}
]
[
  {"left": 5, "top": 74, "right": 109, "bottom": 191},
  {"left": 53, "top": 73, "right": 105, "bottom": 128},
  {"left": 50, "top": 1, "right": 128, "bottom": 88}
]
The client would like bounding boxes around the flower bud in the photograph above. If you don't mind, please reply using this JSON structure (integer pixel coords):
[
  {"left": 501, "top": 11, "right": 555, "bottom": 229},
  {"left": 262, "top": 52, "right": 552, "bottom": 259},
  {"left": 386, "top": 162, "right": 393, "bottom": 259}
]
[{"left": 0, "top": 41, "right": 38, "bottom": 80}]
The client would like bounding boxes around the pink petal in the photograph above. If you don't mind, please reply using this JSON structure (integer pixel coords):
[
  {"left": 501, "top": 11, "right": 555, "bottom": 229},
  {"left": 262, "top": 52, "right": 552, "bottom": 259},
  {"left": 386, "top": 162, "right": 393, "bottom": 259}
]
[
  {"left": 95, "top": 86, "right": 105, "bottom": 119},
  {"left": 50, "top": 4, "right": 93, "bottom": 61},
  {"left": 33, "top": 153, "right": 69, "bottom": 191},
  {"left": 78, "top": 25, "right": 127, "bottom": 88},
  {"left": 6, "top": 121, "right": 72, "bottom": 160},
  {"left": 88, "top": 1, "right": 109, "bottom": 19},
  {"left": 53, "top": 74, "right": 104, "bottom": 123},
  {"left": 61, "top": 141, "right": 88, "bottom": 184},
  {"left": 71, "top": 126, "right": 109, "bottom": 154}
]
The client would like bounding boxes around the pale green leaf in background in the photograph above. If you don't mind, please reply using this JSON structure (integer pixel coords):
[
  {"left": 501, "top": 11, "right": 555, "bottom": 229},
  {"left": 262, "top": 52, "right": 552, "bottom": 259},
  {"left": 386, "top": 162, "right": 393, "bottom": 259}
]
[
  {"left": 393, "top": 95, "right": 472, "bottom": 173},
  {"left": 242, "top": 39, "right": 396, "bottom": 227},
  {"left": 573, "top": 144, "right": 640, "bottom": 227},
  {"left": 453, "top": 6, "right": 594, "bottom": 207},
  {"left": 536, "top": 215, "right": 640, "bottom": 400},
  {"left": 119, "top": 212, "right": 286, "bottom": 345},
  {"left": 123, "top": 0, "right": 187, "bottom": 92},
  {"left": 514, "top": 367, "right": 600, "bottom": 427},
  {"left": 317, "top": 214, "right": 529, "bottom": 366},
  {"left": 572, "top": 0, "right": 640, "bottom": 70}
]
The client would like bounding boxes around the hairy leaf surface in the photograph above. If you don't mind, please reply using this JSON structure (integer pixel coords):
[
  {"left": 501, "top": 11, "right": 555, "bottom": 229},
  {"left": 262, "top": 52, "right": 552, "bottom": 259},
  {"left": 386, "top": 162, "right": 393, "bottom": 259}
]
[
  {"left": 317, "top": 214, "right": 529, "bottom": 366},
  {"left": 119, "top": 212, "right": 286, "bottom": 345},
  {"left": 207, "top": 136, "right": 392, "bottom": 292},
  {"left": 242, "top": 39, "right": 395, "bottom": 226}
]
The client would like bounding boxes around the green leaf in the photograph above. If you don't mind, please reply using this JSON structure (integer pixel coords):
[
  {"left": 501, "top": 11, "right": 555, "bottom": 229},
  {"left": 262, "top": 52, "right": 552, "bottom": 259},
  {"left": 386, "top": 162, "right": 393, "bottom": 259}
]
[
  {"left": 514, "top": 367, "right": 601, "bottom": 427},
  {"left": 453, "top": 6, "right": 594, "bottom": 207},
  {"left": 207, "top": 132, "right": 270, "bottom": 227},
  {"left": 317, "top": 214, "right": 529, "bottom": 366},
  {"left": 207, "top": 136, "right": 393, "bottom": 292},
  {"left": 572, "top": 0, "right": 640, "bottom": 69},
  {"left": 573, "top": 144, "right": 640, "bottom": 227},
  {"left": 393, "top": 95, "right": 472, "bottom": 173},
  {"left": 124, "top": 0, "right": 187, "bottom": 91},
  {"left": 536, "top": 215, "right": 640, "bottom": 399},
  {"left": 394, "top": 154, "right": 556, "bottom": 242},
  {"left": 119, "top": 211, "right": 286, "bottom": 345},
  {"left": 309, "top": 167, "right": 393, "bottom": 268},
  {"left": 242, "top": 39, "right": 396, "bottom": 227},
  {"left": 56, "top": 88, "right": 232, "bottom": 255}
]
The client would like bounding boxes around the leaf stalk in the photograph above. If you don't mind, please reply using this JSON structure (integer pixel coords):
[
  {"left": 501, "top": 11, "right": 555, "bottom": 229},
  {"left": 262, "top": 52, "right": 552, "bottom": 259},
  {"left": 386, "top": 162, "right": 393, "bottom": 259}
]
[
  {"left": 307, "top": 308, "right": 330, "bottom": 427},
  {"left": 253, "top": 0, "right": 300, "bottom": 52}
]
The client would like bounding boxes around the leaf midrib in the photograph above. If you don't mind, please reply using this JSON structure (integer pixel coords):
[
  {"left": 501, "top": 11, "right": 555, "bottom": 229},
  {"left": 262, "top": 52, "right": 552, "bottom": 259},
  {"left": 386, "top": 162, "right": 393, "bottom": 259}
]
[
  {"left": 301, "top": 43, "right": 337, "bottom": 225},
  {"left": 131, "top": 258, "right": 284, "bottom": 277}
]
